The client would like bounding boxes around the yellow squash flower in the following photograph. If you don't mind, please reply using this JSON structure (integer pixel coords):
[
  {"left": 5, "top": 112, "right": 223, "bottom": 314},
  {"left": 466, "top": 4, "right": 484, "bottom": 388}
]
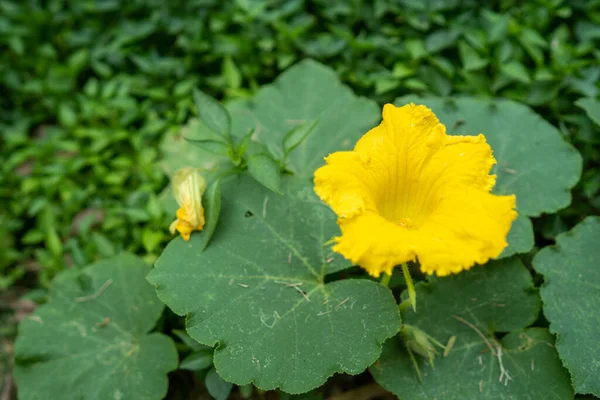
[
  {"left": 169, "top": 167, "right": 207, "bottom": 241},
  {"left": 314, "top": 103, "right": 517, "bottom": 277}
]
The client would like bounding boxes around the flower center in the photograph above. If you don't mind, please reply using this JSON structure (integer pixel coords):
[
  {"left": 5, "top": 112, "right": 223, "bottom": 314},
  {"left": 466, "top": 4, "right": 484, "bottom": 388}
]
[{"left": 394, "top": 217, "right": 414, "bottom": 228}]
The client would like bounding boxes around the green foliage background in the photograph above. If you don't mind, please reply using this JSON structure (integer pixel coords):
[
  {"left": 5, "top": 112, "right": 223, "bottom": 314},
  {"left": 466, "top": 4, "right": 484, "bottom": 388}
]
[
  {"left": 2, "top": 0, "right": 599, "bottom": 288},
  {"left": 1, "top": 0, "right": 599, "bottom": 398}
]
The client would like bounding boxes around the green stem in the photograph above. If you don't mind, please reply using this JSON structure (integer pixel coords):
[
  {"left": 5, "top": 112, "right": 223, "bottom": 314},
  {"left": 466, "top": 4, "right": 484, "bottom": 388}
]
[
  {"left": 380, "top": 272, "right": 391, "bottom": 287},
  {"left": 398, "top": 299, "right": 411, "bottom": 312},
  {"left": 406, "top": 347, "right": 423, "bottom": 382},
  {"left": 402, "top": 263, "right": 417, "bottom": 312}
]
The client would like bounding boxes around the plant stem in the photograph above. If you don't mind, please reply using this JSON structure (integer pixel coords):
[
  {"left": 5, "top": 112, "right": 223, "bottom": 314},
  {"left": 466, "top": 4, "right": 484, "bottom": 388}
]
[
  {"left": 380, "top": 272, "right": 391, "bottom": 287},
  {"left": 401, "top": 263, "right": 417, "bottom": 312}
]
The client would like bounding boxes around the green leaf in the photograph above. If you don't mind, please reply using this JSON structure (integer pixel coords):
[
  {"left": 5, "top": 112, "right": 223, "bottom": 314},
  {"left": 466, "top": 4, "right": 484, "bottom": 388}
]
[
  {"left": 371, "top": 258, "right": 574, "bottom": 400},
  {"left": 142, "top": 228, "right": 164, "bottom": 253},
  {"left": 148, "top": 176, "right": 401, "bottom": 394},
  {"left": 186, "top": 138, "right": 232, "bottom": 157},
  {"left": 239, "top": 384, "right": 253, "bottom": 399},
  {"left": 14, "top": 253, "right": 178, "bottom": 400},
  {"left": 205, "top": 368, "right": 233, "bottom": 400},
  {"left": 575, "top": 98, "right": 600, "bottom": 127},
  {"left": 501, "top": 61, "right": 531, "bottom": 84},
  {"left": 533, "top": 217, "right": 600, "bottom": 396},
  {"left": 458, "top": 40, "right": 488, "bottom": 71},
  {"left": 159, "top": 119, "right": 230, "bottom": 181},
  {"left": 58, "top": 103, "right": 77, "bottom": 127},
  {"left": 425, "top": 29, "right": 460, "bottom": 53},
  {"left": 236, "top": 129, "right": 255, "bottom": 159},
  {"left": 405, "top": 39, "right": 427, "bottom": 60},
  {"left": 482, "top": 10, "right": 509, "bottom": 43},
  {"left": 173, "top": 329, "right": 211, "bottom": 352},
  {"left": 200, "top": 179, "right": 222, "bottom": 252},
  {"left": 46, "top": 228, "right": 63, "bottom": 258},
  {"left": 223, "top": 56, "right": 242, "bottom": 90},
  {"left": 392, "top": 63, "right": 415, "bottom": 78},
  {"left": 394, "top": 96, "right": 582, "bottom": 256},
  {"left": 283, "top": 119, "right": 319, "bottom": 156},
  {"left": 180, "top": 349, "right": 214, "bottom": 371},
  {"left": 247, "top": 153, "right": 282, "bottom": 194},
  {"left": 193, "top": 88, "right": 232, "bottom": 137},
  {"left": 227, "top": 60, "right": 379, "bottom": 178},
  {"left": 91, "top": 231, "right": 116, "bottom": 257},
  {"left": 500, "top": 213, "right": 534, "bottom": 259}
]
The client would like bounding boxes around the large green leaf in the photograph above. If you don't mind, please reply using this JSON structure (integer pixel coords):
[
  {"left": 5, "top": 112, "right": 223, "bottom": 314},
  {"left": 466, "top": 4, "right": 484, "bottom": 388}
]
[
  {"left": 533, "top": 216, "right": 600, "bottom": 396},
  {"left": 148, "top": 175, "right": 401, "bottom": 394},
  {"left": 227, "top": 59, "right": 380, "bottom": 177},
  {"left": 14, "top": 253, "right": 177, "bottom": 400},
  {"left": 395, "top": 96, "right": 582, "bottom": 256},
  {"left": 371, "top": 258, "right": 574, "bottom": 400}
]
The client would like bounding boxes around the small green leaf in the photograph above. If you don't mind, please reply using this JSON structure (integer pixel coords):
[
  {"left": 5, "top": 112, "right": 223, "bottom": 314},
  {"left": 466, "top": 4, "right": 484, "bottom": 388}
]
[
  {"left": 247, "top": 153, "right": 282, "bottom": 194},
  {"left": 501, "top": 61, "right": 531, "bottom": 84},
  {"left": 172, "top": 329, "right": 211, "bottom": 352},
  {"left": 46, "top": 229, "right": 63, "bottom": 258},
  {"left": 200, "top": 179, "right": 222, "bottom": 252},
  {"left": 527, "top": 82, "right": 560, "bottom": 106},
  {"left": 227, "top": 60, "right": 379, "bottom": 178},
  {"left": 371, "top": 258, "right": 573, "bottom": 400},
  {"left": 185, "top": 138, "right": 232, "bottom": 157},
  {"left": 142, "top": 229, "right": 164, "bottom": 253},
  {"left": 205, "top": 368, "right": 233, "bottom": 400},
  {"left": 238, "top": 384, "right": 253, "bottom": 399},
  {"left": 14, "top": 254, "right": 178, "bottom": 400},
  {"left": 405, "top": 39, "right": 427, "bottom": 60},
  {"left": 159, "top": 119, "right": 231, "bottom": 181},
  {"left": 193, "top": 89, "right": 231, "bottom": 137},
  {"left": 58, "top": 103, "right": 77, "bottom": 127},
  {"left": 575, "top": 97, "right": 600, "bottom": 126},
  {"left": 91, "top": 232, "right": 116, "bottom": 257},
  {"left": 425, "top": 29, "right": 460, "bottom": 53},
  {"left": 180, "top": 349, "right": 214, "bottom": 371},
  {"left": 482, "top": 10, "right": 509, "bottom": 43},
  {"left": 533, "top": 217, "right": 600, "bottom": 396},
  {"left": 283, "top": 119, "right": 319, "bottom": 155},
  {"left": 458, "top": 40, "right": 488, "bottom": 71},
  {"left": 148, "top": 176, "right": 401, "bottom": 394},
  {"left": 147, "top": 194, "right": 163, "bottom": 219},
  {"left": 223, "top": 56, "right": 242, "bottom": 90},
  {"left": 235, "top": 129, "right": 255, "bottom": 159},
  {"left": 392, "top": 63, "right": 416, "bottom": 79}
]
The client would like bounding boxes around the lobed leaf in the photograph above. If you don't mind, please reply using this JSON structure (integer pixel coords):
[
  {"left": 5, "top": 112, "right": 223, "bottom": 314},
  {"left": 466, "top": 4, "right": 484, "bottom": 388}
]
[
  {"left": 14, "top": 253, "right": 178, "bottom": 400},
  {"left": 371, "top": 258, "right": 573, "bottom": 400},
  {"left": 533, "top": 217, "right": 600, "bottom": 396},
  {"left": 148, "top": 175, "right": 402, "bottom": 394}
]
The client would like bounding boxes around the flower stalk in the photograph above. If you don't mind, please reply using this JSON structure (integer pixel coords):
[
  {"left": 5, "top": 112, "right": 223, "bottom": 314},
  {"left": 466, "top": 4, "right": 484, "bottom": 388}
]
[{"left": 401, "top": 263, "right": 417, "bottom": 312}]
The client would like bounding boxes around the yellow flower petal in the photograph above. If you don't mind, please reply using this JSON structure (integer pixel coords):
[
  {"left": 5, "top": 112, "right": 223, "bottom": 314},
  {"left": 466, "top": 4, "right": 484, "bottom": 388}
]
[{"left": 314, "top": 103, "right": 517, "bottom": 277}]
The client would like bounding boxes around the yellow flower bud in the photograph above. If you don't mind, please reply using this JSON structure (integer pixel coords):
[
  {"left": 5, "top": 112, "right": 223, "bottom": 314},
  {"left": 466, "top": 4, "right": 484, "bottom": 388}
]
[{"left": 169, "top": 167, "right": 207, "bottom": 241}]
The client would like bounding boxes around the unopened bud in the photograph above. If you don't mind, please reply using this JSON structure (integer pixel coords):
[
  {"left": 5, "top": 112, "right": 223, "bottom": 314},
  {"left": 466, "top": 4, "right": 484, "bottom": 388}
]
[{"left": 401, "top": 324, "right": 439, "bottom": 367}]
